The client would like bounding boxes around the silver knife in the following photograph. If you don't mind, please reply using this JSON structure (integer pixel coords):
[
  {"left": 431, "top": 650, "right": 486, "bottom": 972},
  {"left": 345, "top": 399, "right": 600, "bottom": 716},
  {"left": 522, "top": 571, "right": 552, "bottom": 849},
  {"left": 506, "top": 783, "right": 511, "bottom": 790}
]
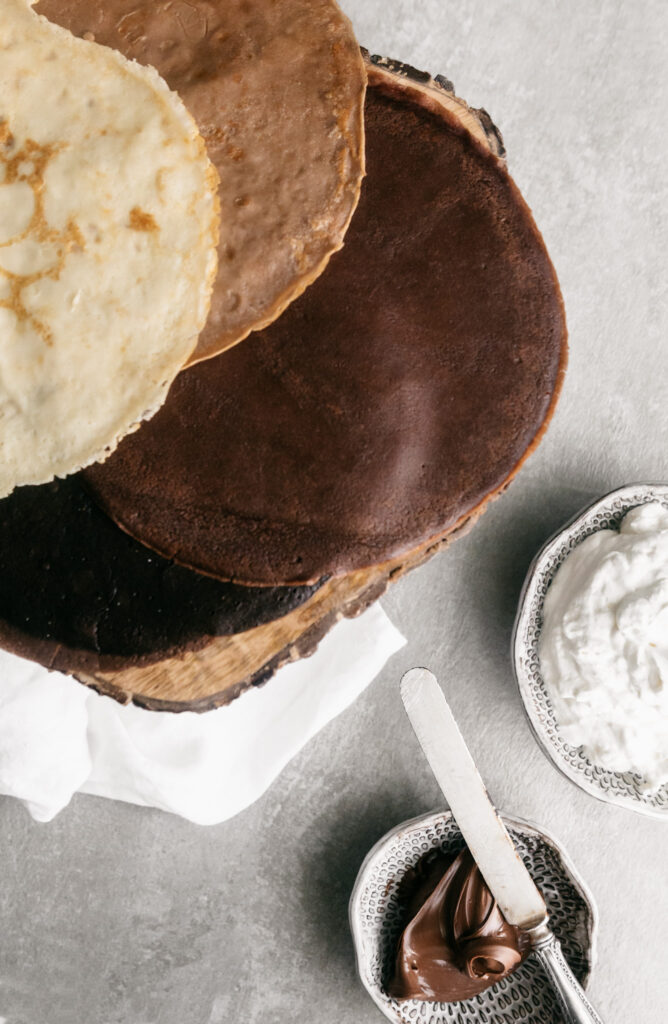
[{"left": 401, "top": 667, "right": 604, "bottom": 1024}]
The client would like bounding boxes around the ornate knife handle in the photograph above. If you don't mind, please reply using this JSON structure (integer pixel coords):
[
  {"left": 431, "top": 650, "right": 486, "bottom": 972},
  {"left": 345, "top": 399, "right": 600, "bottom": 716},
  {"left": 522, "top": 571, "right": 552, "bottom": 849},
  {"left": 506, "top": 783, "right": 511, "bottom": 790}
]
[{"left": 527, "top": 923, "right": 604, "bottom": 1024}]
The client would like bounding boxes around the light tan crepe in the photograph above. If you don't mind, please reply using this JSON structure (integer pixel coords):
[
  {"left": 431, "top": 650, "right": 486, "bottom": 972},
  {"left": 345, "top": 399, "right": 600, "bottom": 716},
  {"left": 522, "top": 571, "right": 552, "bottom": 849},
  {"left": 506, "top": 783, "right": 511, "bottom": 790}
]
[
  {"left": 0, "top": 0, "right": 219, "bottom": 497},
  {"left": 36, "top": 0, "right": 367, "bottom": 364}
]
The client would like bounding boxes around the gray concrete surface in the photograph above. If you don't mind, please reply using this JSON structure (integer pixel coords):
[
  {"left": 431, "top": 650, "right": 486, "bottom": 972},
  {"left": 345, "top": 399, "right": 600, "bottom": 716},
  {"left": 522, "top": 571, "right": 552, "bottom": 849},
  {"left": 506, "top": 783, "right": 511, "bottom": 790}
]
[{"left": 1, "top": 1, "right": 667, "bottom": 1021}]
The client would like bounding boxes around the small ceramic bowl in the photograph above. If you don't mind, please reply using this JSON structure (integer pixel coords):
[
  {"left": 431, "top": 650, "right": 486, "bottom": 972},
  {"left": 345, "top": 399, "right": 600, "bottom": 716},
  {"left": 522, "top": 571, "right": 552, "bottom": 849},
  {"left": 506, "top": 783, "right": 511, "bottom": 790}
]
[
  {"left": 349, "top": 810, "right": 596, "bottom": 1024},
  {"left": 512, "top": 483, "right": 668, "bottom": 819}
]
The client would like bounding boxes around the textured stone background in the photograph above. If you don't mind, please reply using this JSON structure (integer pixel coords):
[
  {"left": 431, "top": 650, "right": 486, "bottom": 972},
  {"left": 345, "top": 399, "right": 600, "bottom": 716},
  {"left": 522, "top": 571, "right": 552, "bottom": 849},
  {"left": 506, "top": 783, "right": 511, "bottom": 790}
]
[{"left": 1, "top": 1, "right": 667, "bottom": 1021}]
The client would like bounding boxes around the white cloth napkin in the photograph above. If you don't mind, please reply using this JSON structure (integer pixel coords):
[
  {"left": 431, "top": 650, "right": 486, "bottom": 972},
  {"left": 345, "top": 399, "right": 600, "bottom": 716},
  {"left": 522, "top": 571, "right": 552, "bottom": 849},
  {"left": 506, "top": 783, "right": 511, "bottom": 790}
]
[{"left": 0, "top": 604, "right": 405, "bottom": 825}]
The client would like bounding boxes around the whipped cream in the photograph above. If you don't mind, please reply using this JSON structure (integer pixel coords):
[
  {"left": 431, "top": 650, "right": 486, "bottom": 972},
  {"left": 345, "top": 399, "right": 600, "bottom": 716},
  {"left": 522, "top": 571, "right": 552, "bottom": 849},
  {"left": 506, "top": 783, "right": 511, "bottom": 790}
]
[{"left": 539, "top": 502, "right": 668, "bottom": 789}]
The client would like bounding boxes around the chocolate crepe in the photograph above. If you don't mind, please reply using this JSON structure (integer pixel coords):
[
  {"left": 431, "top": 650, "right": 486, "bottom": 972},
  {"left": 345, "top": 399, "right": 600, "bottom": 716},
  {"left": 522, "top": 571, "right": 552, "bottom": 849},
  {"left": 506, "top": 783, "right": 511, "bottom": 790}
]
[
  {"left": 0, "top": 478, "right": 319, "bottom": 673},
  {"left": 85, "top": 79, "right": 567, "bottom": 585}
]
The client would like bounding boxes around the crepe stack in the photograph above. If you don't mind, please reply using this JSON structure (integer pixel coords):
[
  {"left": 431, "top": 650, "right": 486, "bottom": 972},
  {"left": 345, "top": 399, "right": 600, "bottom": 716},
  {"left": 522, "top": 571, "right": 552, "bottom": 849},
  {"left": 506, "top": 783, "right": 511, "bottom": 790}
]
[{"left": 0, "top": 5, "right": 567, "bottom": 710}]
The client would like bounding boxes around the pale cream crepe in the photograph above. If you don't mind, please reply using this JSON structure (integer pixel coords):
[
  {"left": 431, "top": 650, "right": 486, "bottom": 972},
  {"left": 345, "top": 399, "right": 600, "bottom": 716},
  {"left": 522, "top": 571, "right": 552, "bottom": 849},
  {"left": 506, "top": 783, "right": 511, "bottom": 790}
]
[{"left": 0, "top": 0, "right": 219, "bottom": 496}]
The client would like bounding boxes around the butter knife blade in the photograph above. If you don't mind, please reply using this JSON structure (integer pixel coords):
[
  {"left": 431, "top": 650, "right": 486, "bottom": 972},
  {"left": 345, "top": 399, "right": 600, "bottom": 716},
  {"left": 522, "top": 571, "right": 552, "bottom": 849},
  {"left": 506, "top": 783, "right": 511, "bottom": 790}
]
[{"left": 401, "top": 667, "right": 547, "bottom": 930}]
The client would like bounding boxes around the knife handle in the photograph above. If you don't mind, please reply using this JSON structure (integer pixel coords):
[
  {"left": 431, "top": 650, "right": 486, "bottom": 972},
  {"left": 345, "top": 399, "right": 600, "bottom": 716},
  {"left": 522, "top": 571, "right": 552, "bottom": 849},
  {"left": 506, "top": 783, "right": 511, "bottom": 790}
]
[{"left": 528, "top": 925, "right": 604, "bottom": 1024}]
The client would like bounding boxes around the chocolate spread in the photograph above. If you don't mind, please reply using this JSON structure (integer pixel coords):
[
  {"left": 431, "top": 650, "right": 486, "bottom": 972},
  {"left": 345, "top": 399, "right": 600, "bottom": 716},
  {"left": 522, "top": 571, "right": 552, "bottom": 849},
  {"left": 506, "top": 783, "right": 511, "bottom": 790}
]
[{"left": 390, "top": 847, "right": 530, "bottom": 1002}]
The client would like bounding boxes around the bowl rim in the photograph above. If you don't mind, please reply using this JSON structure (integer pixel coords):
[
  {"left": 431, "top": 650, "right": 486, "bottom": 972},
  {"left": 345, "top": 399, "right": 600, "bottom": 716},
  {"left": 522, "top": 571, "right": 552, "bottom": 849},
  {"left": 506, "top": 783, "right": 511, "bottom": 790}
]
[
  {"left": 349, "top": 808, "right": 598, "bottom": 1022},
  {"left": 512, "top": 481, "right": 668, "bottom": 820}
]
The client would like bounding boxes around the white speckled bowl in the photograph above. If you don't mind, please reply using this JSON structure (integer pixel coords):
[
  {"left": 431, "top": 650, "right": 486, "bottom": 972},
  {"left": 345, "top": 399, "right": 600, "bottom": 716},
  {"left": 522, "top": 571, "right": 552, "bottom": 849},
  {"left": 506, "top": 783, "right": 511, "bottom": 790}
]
[
  {"left": 513, "top": 483, "right": 668, "bottom": 819},
  {"left": 349, "top": 810, "right": 596, "bottom": 1024}
]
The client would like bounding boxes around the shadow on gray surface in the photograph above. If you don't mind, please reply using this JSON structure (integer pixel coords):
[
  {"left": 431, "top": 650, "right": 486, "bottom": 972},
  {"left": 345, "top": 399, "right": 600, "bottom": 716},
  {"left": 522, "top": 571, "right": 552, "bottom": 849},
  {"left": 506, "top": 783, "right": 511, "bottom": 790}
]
[
  {"left": 297, "top": 789, "right": 433, "bottom": 990},
  {"left": 457, "top": 483, "right": 603, "bottom": 685}
]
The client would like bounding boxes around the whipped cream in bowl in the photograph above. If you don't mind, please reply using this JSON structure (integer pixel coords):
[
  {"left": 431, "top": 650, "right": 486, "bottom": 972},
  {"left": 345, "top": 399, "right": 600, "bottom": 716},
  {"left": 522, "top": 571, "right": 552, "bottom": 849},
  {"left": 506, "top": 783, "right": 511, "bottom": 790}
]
[{"left": 513, "top": 484, "right": 668, "bottom": 818}]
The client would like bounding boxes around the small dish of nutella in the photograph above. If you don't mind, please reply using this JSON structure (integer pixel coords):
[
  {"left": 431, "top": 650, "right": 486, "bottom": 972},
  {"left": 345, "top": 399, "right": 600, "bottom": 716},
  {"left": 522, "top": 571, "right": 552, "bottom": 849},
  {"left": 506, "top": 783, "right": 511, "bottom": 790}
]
[{"left": 350, "top": 810, "right": 595, "bottom": 1024}]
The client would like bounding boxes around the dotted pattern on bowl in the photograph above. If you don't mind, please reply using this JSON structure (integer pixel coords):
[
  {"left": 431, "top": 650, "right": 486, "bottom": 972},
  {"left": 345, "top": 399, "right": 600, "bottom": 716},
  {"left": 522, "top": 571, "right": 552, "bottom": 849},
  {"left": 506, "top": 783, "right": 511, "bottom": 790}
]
[
  {"left": 514, "top": 484, "right": 668, "bottom": 818},
  {"left": 351, "top": 812, "right": 593, "bottom": 1024}
]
